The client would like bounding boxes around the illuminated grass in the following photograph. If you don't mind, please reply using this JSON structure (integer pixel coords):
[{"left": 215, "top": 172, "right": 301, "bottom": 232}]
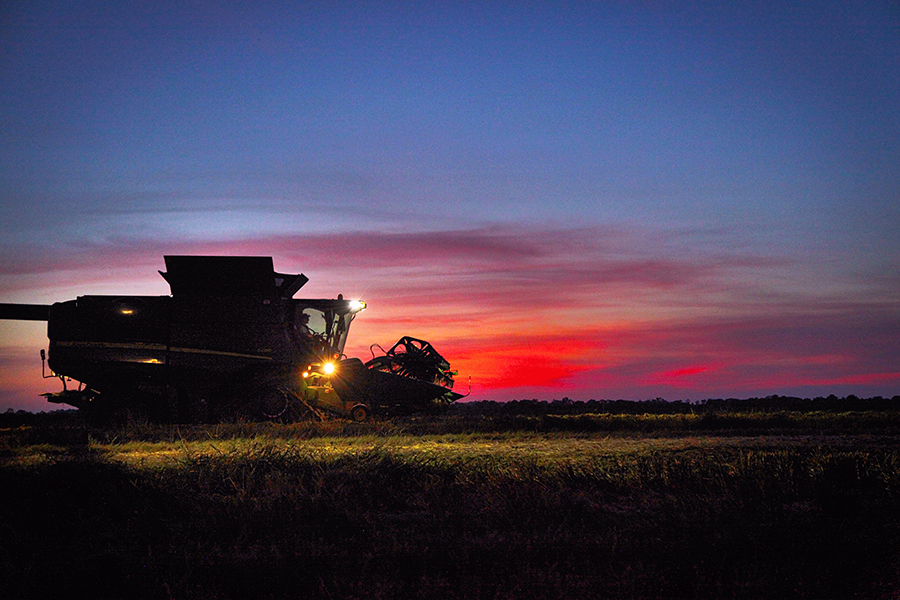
[
  {"left": 3, "top": 414, "right": 900, "bottom": 598},
  {"left": 95, "top": 432, "right": 774, "bottom": 471}
]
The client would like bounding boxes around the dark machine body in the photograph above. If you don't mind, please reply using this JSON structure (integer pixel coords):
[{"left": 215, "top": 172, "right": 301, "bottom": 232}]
[{"left": 0, "top": 256, "right": 462, "bottom": 422}]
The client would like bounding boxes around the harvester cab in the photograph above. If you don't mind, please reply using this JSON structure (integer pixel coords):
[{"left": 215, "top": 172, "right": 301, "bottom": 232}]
[{"left": 0, "top": 256, "right": 463, "bottom": 423}]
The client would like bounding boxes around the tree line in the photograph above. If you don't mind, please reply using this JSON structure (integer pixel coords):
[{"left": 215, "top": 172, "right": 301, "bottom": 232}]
[{"left": 449, "top": 394, "right": 900, "bottom": 416}]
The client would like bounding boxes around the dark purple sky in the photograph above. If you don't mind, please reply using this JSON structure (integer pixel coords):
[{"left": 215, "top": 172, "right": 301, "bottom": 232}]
[{"left": 1, "top": 1, "right": 898, "bottom": 410}]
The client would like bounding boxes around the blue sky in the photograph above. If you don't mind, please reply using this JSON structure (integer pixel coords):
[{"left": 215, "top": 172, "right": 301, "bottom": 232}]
[{"left": 1, "top": 1, "right": 898, "bottom": 411}]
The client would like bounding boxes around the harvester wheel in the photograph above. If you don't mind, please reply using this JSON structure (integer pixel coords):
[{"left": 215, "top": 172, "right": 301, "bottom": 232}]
[
  {"left": 257, "top": 385, "right": 292, "bottom": 419},
  {"left": 350, "top": 404, "right": 370, "bottom": 422}
]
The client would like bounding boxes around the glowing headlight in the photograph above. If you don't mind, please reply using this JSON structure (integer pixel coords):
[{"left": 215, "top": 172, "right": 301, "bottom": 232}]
[
  {"left": 322, "top": 362, "right": 335, "bottom": 375},
  {"left": 349, "top": 299, "right": 366, "bottom": 312}
]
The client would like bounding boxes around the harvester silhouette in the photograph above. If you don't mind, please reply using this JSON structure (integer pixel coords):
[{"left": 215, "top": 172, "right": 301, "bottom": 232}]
[{"left": 0, "top": 256, "right": 463, "bottom": 423}]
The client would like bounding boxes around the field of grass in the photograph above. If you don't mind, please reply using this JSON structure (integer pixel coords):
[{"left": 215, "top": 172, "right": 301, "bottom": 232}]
[{"left": 2, "top": 410, "right": 900, "bottom": 599}]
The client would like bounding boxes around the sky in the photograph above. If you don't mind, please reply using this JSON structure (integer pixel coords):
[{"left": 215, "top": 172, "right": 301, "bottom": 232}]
[{"left": 1, "top": 0, "right": 898, "bottom": 412}]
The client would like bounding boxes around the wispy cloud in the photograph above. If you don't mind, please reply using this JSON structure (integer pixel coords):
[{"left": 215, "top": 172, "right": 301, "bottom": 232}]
[{"left": 1, "top": 223, "right": 897, "bottom": 408}]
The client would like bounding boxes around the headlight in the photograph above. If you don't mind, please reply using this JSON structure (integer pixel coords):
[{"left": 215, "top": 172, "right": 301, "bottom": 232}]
[{"left": 304, "top": 363, "right": 336, "bottom": 377}]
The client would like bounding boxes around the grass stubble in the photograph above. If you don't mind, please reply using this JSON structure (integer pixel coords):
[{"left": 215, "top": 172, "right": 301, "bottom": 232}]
[{"left": 1, "top": 413, "right": 900, "bottom": 599}]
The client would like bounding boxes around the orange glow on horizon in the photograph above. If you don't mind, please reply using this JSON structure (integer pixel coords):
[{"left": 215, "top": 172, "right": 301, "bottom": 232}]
[{"left": 1, "top": 227, "right": 899, "bottom": 410}]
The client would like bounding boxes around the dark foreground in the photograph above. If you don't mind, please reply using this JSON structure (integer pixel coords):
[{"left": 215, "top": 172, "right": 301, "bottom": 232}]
[{"left": 2, "top": 405, "right": 900, "bottom": 599}]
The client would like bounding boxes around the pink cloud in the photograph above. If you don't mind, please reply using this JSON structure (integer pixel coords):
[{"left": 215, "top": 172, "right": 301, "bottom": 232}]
[{"left": 1, "top": 224, "right": 898, "bottom": 409}]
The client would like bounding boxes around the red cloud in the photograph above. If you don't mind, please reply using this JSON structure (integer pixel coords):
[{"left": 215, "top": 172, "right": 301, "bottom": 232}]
[
  {"left": 1, "top": 224, "right": 898, "bottom": 408},
  {"left": 444, "top": 333, "right": 598, "bottom": 391}
]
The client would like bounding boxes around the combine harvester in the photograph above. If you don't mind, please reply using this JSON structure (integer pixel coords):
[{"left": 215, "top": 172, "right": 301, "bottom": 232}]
[{"left": 0, "top": 256, "right": 464, "bottom": 423}]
